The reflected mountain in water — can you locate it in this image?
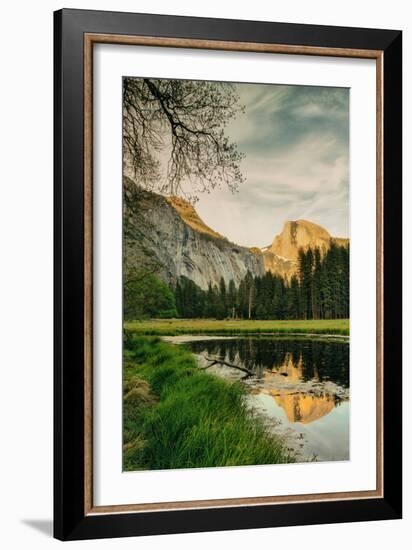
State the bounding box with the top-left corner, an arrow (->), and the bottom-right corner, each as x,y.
272,392 -> 335,424
186,337 -> 349,443
187,337 -> 349,388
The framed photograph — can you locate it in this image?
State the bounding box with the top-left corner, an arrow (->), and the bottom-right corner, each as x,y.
54,8 -> 402,541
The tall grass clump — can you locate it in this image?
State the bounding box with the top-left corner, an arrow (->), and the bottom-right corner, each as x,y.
123,334 -> 293,471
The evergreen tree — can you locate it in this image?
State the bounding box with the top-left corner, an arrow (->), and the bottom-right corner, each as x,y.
298,248 -> 313,319
217,277 -> 227,319
227,279 -> 237,319
287,275 -> 300,319
312,247 -> 322,319
244,271 -> 256,319
170,243 -> 349,321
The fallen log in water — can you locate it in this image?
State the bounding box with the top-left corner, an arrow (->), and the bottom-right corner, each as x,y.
200,354 -> 254,377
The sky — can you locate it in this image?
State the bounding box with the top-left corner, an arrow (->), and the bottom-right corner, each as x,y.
195,82 -> 349,248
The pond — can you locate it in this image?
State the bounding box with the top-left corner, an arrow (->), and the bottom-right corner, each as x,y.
166,336 -> 350,463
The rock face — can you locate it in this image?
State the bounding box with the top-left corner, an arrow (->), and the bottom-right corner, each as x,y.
165,196 -> 226,241
262,220 -> 349,279
271,220 -> 332,260
124,178 -> 265,290
273,392 -> 336,424
124,178 -> 349,288
261,247 -> 296,280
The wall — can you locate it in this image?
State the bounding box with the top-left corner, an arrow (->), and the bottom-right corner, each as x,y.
0,1 -> 409,548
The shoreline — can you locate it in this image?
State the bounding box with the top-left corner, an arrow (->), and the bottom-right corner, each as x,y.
162,333 -> 349,344
123,335 -> 294,470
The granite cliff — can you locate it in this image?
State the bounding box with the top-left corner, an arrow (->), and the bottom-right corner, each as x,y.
262,219 -> 349,280
124,178 -> 265,290
124,177 -> 349,288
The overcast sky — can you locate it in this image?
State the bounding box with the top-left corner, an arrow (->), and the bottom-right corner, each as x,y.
195,82 -> 349,248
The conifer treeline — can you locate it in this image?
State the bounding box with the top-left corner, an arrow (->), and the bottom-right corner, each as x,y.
174,243 -> 349,320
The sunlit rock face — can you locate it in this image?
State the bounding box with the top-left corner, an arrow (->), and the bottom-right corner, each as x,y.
124,178 -> 265,290
272,220 -> 332,260
124,178 -> 349,288
261,249 -> 296,281
165,196 -> 226,241
269,352 -> 306,382
259,353 -> 342,423
272,392 -> 336,424
262,220 -> 349,280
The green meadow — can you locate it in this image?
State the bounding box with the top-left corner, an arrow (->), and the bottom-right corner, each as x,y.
123,335 -> 293,471
125,318 -> 349,337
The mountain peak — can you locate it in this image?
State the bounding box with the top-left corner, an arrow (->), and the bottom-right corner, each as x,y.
271,219 -> 332,260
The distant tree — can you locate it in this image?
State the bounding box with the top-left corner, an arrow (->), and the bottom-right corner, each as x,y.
320,253 -> 333,319
242,271 -> 256,319
124,269 -> 177,319
175,276 -> 206,318
287,275 -> 301,319
205,283 -> 215,318
298,248 -> 314,319
341,245 -> 350,318
254,304 -> 266,318
123,77 -> 245,200
255,273 -> 272,319
227,279 -> 237,318
312,248 -> 322,319
169,243 -> 349,322
272,276 -> 287,319
217,277 -> 228,319
175,278 -> 183,314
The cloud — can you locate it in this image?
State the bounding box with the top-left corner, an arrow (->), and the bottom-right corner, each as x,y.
194,82 -> 349,247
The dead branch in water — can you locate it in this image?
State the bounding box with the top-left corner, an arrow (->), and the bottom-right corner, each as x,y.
200,354 -> 254,377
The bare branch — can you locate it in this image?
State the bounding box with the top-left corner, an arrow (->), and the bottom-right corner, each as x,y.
123,77 -> 245,200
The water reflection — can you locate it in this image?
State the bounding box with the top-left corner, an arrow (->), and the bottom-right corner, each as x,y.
272,392 -> 335,424
187,337 -> 349,389
184,337 -> 350,461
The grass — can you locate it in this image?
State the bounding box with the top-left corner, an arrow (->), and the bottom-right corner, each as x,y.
125,318 -> 350,336
123,335 -> 293,471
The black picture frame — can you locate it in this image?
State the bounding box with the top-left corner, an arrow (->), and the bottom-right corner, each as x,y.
54,8 -> 402,541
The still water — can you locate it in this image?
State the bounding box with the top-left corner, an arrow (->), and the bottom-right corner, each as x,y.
174,336 -> 350,462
